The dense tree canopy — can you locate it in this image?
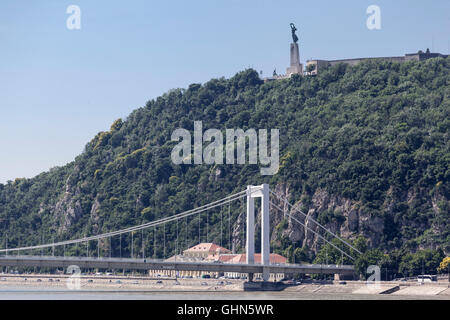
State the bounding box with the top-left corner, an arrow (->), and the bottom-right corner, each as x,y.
0,57 -> 449,267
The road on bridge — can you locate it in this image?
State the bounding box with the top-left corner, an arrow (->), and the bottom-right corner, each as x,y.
0,256 -> 355,276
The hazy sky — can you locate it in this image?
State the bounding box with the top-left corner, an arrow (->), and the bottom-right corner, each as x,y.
0,0 -> 449,183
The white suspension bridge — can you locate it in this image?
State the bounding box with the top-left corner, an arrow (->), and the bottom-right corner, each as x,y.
0,185 -> 359,281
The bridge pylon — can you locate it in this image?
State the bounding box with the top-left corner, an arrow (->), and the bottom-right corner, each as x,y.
246,184 -> 270,281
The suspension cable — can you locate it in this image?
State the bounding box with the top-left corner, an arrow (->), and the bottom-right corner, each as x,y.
269,190 -> 361,254
270,201 -> 355,261
0,190 -> 248,254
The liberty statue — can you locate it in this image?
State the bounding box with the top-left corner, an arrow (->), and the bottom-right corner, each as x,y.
290,23 -> 299,43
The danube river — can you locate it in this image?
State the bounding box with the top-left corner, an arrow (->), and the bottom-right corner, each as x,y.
1,287 -> 448,300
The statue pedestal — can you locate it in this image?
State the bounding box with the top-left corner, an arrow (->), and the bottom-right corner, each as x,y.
287,65 -> 303,76
286,43 -> 303,76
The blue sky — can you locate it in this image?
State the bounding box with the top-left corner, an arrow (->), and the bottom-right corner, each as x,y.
0,0 -> 449,183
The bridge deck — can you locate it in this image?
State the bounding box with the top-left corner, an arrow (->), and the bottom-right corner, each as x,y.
0,256 -> 355,275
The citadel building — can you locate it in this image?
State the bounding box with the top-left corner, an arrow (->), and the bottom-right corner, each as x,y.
266,24 -> 449,80
305,49 -> 449,76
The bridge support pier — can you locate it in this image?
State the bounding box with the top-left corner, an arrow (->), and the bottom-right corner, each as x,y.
246,186 -> 255,265
246,184 -> 270,282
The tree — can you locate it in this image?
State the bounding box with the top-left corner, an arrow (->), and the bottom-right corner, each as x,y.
306,64 -> 316,74
354,249 -> 384,279
438,257 -> 450,273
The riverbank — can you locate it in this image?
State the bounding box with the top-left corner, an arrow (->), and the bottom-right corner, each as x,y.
0,274 -> 449,299
0,274 -> 243,292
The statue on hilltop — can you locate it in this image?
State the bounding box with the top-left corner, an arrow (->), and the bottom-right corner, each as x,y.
290,23 -> 299,43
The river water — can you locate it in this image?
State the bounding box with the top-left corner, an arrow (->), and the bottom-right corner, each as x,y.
0,287 -> 448,300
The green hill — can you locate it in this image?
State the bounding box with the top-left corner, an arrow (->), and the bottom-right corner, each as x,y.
1,57 -> 449,277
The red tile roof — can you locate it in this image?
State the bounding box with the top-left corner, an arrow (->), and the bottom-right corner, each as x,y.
227,253 -> 287,264
183,243 -> 231,254
217,254 -> 238,262
182,243 -> 286,264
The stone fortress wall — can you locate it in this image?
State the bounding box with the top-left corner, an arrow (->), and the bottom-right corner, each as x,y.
305,50 -> 449,75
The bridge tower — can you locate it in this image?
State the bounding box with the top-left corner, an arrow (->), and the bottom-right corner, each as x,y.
246,184 -> 270,281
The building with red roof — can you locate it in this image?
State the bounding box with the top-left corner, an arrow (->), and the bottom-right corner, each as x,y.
183,243 -> 231,259
149,242 -> 287,281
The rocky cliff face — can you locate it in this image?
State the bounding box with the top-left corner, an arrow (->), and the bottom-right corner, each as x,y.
269,183 -> 384,251
53,166 -> 83,233
229,182 -> 447,254
48,169 -> 447,254
51,165 -> 99,234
